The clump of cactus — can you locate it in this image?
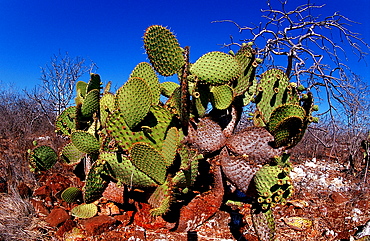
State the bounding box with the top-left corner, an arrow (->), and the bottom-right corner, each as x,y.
28,25 -> 318,240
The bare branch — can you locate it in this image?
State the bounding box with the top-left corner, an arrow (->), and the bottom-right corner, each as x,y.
213,0 -> 370,121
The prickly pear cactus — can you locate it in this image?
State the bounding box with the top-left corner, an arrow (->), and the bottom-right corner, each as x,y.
28,25 -> 318,240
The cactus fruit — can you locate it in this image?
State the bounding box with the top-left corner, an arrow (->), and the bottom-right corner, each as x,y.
71,203 -> 98,219
29,145 -> 58,172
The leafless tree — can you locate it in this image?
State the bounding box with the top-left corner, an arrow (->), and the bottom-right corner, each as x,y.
213,0 -> 370,120
26,51 -> 97,125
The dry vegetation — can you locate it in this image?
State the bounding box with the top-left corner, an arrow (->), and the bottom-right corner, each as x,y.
0,85 -> 369,240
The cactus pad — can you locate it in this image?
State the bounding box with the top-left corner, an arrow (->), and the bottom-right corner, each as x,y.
144,25 -> 185,76
87,73 -> 101,93
55,106 -> 76,136
160,81 -> 180,98
61,187 -> 82,203
219,148 -> 259,193
267,104 -> 306,148
130,62 -> 161,105
100,92 -> 115,127
185,118 -> 227,153
130,142 -> 168,185
103,152 -> 158,187
71,203 -> 98,219
225,126 -> 284,163
84,158 -> 109,203
60,142 -> 85,166
71,130 -> 100,154
190,51 -> 241,85
29,145 -> 58,172
115,77 -> 152,129
81,89 -> 100,118
210,84 -> 234,110
254,160 -> 293,210
255,69 -> 291,123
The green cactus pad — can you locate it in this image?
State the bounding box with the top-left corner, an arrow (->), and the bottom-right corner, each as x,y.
106,105 -> 174,151
61,187 -> 82,203
144,25 -> 185,76
253,161 -> 293,210
75,81 -> 88,105
255,69 -> 292,123
233,44 -> 257,96
55,106 -> 76,136
162,127 -> 180,167
87,73 -> 101,93
84,158 -> 109,203
103,152 -> 157,187
267,104 -> 306,148
71,203 -> 98,219
81,89 -> 100,118
130,142 -> 168,185
160,81 -> 180,98
100,92 -> 115,127
60,142 -> 85,166
130,62 -> 161,105
29,145 -> 58,172
115,77 -> 152,129
172,144 -> 201,187
148,181 -> 172,216
192,84 -> 210,118
165,87 -> 181,115
190,51 -> 241,85
210,84 -> 234,110
71,130 -> 100,154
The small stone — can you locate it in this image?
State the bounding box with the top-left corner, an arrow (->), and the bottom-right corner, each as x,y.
107,202 -> 121,215
55,219 -> 76,237
330,192 -> 348,205
114,211 -> 134,226
33,185 -> 51,199
17,182 -> 32,198
102,182 -> 124,204
0,177 -> 7,193
30,198 -> 49,216
45,207 -> 71,227
82,215 -> 117,236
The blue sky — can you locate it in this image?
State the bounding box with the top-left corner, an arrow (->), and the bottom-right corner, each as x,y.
0,0 -> 369,92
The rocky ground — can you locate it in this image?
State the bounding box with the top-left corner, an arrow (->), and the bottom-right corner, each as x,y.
1,135 -> 370,241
